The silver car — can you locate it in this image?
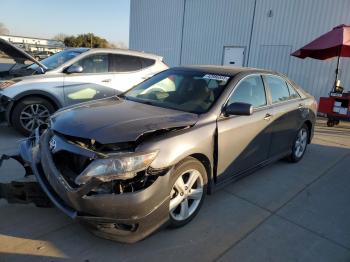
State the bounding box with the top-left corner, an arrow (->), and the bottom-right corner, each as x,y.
0,39 -> 167,135
0,66 -> 317,243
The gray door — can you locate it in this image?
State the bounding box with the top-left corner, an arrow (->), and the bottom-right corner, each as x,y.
263,75 -> 304,157
223,47 -> 245,67
217,75 -> 273,180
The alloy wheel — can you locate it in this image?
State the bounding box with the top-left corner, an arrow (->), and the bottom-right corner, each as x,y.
169,169 -> 204,221
294,128 -> 308,158
19,104 -> 50,132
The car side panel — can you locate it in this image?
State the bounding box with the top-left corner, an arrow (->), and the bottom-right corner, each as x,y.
63,73 -> 117,106
1,76 -> 65,105
268,100 -> 305,157
136,120 -> 216,180
216,108 -> 273,180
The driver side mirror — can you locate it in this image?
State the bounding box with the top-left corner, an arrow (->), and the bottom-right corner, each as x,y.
65,64 -> 83,74
224,102 -> 253,116
34,67 -> 46,74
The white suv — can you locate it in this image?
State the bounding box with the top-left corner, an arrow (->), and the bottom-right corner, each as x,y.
0,40 -> 168,135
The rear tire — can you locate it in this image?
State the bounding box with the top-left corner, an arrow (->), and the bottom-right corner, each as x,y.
11,97 -> 55,136
288,124 -> 309,163
168,157 -> 208,228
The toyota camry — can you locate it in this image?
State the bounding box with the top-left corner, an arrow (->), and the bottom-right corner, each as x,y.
0,66 -> 317,243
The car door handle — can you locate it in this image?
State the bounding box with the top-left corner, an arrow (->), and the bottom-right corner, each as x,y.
102,79 -> 112,83
264,113 -> 273,120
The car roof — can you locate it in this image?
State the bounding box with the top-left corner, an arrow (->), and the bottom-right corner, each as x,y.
83,48 -> 163,61
66,47 -> 90,53
171,65 -> 280,77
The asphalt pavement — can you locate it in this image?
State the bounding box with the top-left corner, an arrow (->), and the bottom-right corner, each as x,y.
0,119 -> 349,262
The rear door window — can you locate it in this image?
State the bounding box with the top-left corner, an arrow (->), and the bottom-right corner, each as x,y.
109,54 -> 143,72
265,76 -> 290,104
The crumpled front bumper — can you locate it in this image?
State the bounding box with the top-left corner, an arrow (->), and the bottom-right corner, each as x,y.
15,130 -> 172,243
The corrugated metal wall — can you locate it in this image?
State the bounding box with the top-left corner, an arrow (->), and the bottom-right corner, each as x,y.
180,0 -> 255,65
248,0 -> 350,100
129,0 -> 185,66
130,0 -> 350,99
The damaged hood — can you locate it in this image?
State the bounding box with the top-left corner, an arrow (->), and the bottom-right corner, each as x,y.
0,38 -> 47,69
50,97 -> 198,144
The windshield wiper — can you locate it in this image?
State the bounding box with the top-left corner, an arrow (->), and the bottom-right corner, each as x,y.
139,100 -> 155,106
125,96 -> 156,106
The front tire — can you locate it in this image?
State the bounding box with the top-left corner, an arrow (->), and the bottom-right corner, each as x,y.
288,124 -> 309,163
168,157 -> 208,228
11,97 -> 55,136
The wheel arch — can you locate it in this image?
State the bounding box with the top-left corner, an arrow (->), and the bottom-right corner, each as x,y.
8,91 -> 62,124
303,120 -> 313,144
189,153 -> 213,194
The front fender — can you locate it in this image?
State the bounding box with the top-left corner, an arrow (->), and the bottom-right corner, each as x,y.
137,122 -> 216,176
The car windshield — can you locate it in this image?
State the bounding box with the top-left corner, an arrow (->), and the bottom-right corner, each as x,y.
123,70 -> 231,114
27,49 -> 86,71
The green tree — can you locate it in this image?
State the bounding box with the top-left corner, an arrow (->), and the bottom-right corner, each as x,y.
63,33 -> 110,48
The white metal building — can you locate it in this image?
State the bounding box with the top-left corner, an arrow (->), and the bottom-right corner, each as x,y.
0,35 -> 65,53
130,0 -> 350,99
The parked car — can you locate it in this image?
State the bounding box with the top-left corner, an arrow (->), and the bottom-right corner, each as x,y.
0,66 -> 317,243
33,50 -> 54,60
0,39 -> 168,135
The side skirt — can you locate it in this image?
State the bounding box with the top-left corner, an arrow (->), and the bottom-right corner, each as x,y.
211,151 -> 291,192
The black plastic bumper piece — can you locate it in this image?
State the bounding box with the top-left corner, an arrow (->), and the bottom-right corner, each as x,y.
0,153 -> 51,207
0,179 -> 52,207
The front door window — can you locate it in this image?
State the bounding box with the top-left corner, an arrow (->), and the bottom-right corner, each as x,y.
228,75 -> 267,108
63,54 -> 115,105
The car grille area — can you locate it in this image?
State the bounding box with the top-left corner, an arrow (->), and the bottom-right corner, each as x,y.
41,129 -> 159,194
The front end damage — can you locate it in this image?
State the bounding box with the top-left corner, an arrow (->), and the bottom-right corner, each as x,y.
0,127 -> 173,243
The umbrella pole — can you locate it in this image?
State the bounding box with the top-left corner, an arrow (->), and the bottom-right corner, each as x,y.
334,55 -> 340,92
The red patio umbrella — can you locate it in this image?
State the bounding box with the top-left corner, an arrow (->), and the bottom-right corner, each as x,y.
291,24 -> 350,90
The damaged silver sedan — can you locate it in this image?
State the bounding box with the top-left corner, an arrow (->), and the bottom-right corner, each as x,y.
0,66 -> 317,243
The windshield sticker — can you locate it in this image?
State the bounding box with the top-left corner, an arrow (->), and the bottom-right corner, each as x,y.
203,74 -> 230,82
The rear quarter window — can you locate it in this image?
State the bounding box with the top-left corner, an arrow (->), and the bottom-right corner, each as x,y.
140,58 -> 155,68
109,54 -> 142,72
287,82 -> 301,99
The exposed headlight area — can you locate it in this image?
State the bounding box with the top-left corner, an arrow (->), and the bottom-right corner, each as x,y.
49,131 -> 162,195
86,171 -> 159,196
75,151 -> 158,185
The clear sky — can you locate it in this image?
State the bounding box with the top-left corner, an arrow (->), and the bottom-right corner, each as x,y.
1,0 -> 130,46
